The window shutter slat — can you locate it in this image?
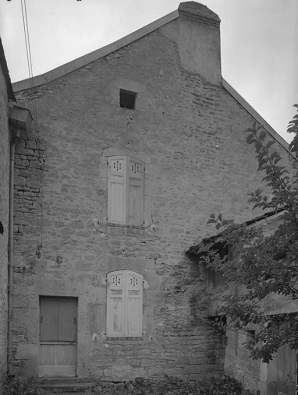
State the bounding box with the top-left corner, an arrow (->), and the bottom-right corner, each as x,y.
108,158 -> 126,224
106,272 -> 125,337
127,159 -> 144,225
40,298 -> 59,342
125,272 -> 143,337
58,299 -> 77,342
106,270 -> 143,338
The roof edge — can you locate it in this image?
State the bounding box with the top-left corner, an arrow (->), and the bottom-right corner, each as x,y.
222,78 -> 292,155
0,37 -> 16,101
13,10 -> 179,93
186,209 -> 285,259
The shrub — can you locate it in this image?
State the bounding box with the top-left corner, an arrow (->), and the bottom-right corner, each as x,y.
91,375 -> 253,395
1,374 -> 45,395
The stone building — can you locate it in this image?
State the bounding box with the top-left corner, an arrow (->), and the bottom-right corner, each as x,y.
0,37 -> 15,376
186,211 -> 298,395
0,38 -> 32,382
10,0 -> 292,388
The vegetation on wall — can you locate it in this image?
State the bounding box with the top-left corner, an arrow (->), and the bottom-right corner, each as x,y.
199,105 -> 298,362
1,374 -> 45,395
1,374 -> 253,395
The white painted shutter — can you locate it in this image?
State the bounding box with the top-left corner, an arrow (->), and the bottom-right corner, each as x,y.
125,271 -> 143,337
106,271 -> 125,337
127,159 -> 144,226
108,157 -> 126,224
106,270 -> 143,337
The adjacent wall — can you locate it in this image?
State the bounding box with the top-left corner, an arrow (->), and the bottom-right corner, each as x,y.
0,61 -> 10,376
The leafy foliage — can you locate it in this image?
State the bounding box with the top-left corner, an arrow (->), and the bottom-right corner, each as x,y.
1,374 -> 46,395
1,374 -> 253,395
201,105 -> 298,362
89,375 -> 252,395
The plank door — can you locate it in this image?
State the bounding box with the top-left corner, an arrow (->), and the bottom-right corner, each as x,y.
39,297 -> 77,377
266,343 -> 297,395
276,343 -> 296,395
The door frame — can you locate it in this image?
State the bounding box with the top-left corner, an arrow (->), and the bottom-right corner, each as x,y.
39,295 -> 78,377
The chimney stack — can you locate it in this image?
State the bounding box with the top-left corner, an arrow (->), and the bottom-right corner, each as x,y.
161,2 -> 221,84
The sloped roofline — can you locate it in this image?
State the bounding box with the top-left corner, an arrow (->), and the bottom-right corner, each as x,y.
222,79 -> 291,154
186,209 -> 285,259
0,37 -> 16,101
12,7 -> 290,154
12,10 -> 179,93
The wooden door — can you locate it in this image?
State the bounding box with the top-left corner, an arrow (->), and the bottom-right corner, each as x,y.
266,343 -> 296,395
39,297 -> 77,377
276,343 -> 296,395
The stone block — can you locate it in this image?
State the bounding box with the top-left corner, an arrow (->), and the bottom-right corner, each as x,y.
17,147 -> 34,155
29,161 -> 40,168
26,141 -> 37,149
26,178 -> 40,189
37,141 -> 47,151
14,176 -> 26,186
147,367 -> 164,376
141,358 -> 152,367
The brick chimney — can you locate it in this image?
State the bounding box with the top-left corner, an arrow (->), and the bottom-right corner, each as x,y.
161,2 -> 221,84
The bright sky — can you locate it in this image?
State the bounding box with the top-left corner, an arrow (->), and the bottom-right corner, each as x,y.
1,0 -> 297,143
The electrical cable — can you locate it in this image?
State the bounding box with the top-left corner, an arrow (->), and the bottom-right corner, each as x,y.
20,0 -> 44,253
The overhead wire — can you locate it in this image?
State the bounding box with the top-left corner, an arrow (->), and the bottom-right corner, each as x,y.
20,0 -> 44,254
20,0 -> 32,84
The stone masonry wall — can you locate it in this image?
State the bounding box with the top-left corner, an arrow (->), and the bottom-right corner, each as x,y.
11,23 -> 292,383
11,135 -> 46,375
0,62 -> 9,376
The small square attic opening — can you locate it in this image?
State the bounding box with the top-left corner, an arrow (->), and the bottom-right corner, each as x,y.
120,89 -> 137,109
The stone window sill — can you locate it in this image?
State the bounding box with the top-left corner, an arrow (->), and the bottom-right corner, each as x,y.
105,337 -> 143,341
107,223 -> 144,230
106,223 -> 145,235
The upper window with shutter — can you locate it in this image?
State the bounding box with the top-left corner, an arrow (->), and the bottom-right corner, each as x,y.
106,270 -> 143,338
108,156 -> 144,226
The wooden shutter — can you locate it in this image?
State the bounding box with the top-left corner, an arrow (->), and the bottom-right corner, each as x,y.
126,271 -> 143,337
106,270 -> 143,337
106,271 -> 125,337
127,159 -> 144,226
58,299 -> 77,342
108,156 -> 144,226
40,298 -> 77,342
108,157 -> 126,224
40,297 -> 59,342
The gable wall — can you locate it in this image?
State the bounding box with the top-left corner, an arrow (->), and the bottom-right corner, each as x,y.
11,23 -> 291,382
0,61 -> 10,377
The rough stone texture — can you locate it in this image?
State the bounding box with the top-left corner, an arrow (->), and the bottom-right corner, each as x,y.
223,214 -> 298,394
11,8 -> 292,387
225,329 -> 260,393
0,62 -> 9,376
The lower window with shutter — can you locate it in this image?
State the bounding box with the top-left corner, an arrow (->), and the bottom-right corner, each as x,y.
106,270 -> 143,338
